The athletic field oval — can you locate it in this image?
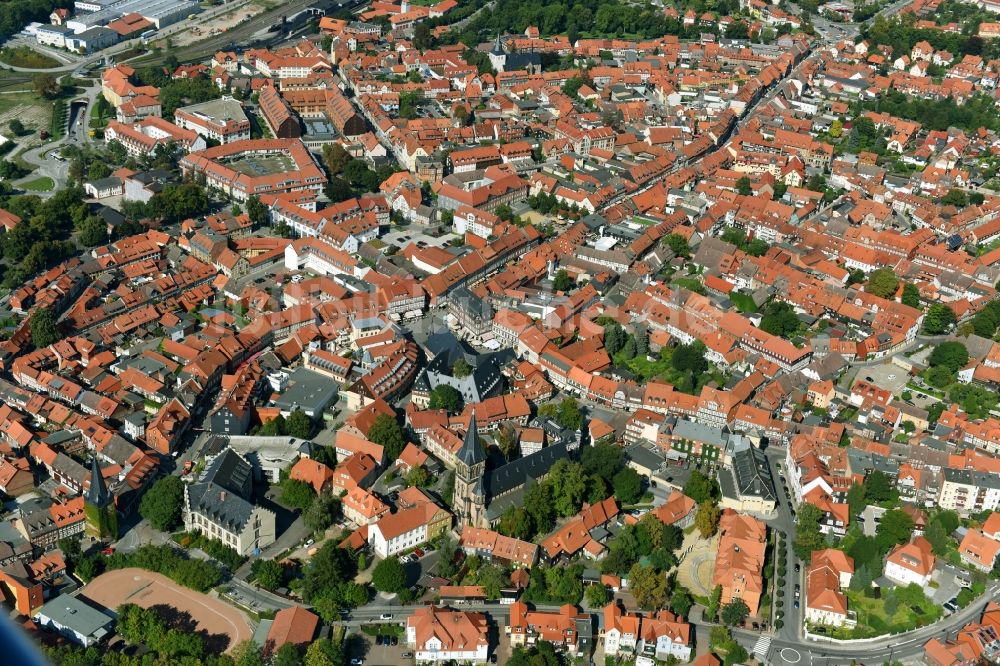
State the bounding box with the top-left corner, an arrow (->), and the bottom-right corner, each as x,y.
79,568 -> 253,652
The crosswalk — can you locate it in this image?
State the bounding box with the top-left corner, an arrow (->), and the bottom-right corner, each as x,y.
752,635 -> 771,662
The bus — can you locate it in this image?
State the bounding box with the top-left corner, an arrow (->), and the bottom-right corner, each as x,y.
140,30 -> 156,44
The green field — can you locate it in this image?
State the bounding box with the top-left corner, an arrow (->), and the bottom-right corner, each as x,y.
0,47 -> 60,69
21,176 -> 54,192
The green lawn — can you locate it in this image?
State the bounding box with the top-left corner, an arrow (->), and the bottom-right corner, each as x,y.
20,176 -> 53,192
0,90 -> 52,118
834,585 -> 942,639
729,291 -> 758,313
673,277 -> 706,294
0,46 -> 60,69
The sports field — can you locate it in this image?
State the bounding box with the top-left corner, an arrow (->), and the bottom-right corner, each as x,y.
80,568 -> 252,652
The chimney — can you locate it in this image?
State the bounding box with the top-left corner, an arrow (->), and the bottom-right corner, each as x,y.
220,491 -> 227,502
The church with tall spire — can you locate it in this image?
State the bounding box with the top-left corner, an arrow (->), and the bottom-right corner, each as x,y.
84,456 -> 117,540
453,411 -> 487,528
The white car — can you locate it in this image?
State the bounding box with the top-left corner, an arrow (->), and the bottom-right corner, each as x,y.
380,613 -> 393,620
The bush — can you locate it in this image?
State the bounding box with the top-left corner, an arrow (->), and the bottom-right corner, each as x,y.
176,531 -> 245,571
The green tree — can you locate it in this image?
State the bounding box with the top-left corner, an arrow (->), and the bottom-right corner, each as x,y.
495,424 -> 518,460
706,584 -> 723,620
928,341 -> 969,373
274,643 -> 304,666
452,357 -> 472,378
232,640 -> 266,666
78,215 -> 107,247
476,563 -> 505,599
923,303 -> 957,334
367,413 -> 405,460
793,503 -> 826,559
371,556 -> 406,594
864,470 -> 895,502
695,500 -> 721,538
304,639 -> 342,666
286,409 -> 314,439
548,460 -> 588,517
663,233 -> 690,257
8,118 -> 23,136
555,398 -> 583,430
612,468 -> 643,504
582,441 -> 625,478
246,194 -> 268,227
940,188 -> 969,207
280,478 -> 315,510
736,176 -> 752,195
139,476 -> 185,531
683,470 -> 717,504
428,385 -> 463,413
759,301 -> 801,338
876,509 -> 915,553
924,519 -> 950,557
33,73 -> 60,99
604,322 -> 625,356
29,307 -> 60,349
866,267 -> 899,299
405,465 -> 430,488
672,341 -> 708,375
628,563 -> 670,610
849,562 -> 874,591
847,482 -> 866,517
901,282 -> 920,308
251,558 -> 285,590
671,586 -> 694,618
721,599 -> 750,626
586,583 -> 610,607
303,492 -> 341,533
552,268 -> 573,291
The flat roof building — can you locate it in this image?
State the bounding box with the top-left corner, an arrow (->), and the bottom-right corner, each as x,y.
34,594 -> 113,647
174,98 -> 251,145
271,367 -> 339,418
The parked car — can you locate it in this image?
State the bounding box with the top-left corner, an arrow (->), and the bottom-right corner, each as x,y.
350,659 -> 363,665
391,636 -> 398,646
414,548 -> 425,558
402,653 -> 413,659
380,613 -> 393,620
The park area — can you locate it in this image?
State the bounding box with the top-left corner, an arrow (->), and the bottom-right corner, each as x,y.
831,584 -> 942,639
80,567 -> 253,653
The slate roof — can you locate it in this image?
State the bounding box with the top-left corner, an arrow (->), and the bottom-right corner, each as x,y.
186,449 -> 256,533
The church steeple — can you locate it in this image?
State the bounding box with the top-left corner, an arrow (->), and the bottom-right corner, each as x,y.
454,411 -> 487,528
86,456 -> 111,508
457,411 -> 485,468
84,455 -> 117,540
490,32 -> 504,55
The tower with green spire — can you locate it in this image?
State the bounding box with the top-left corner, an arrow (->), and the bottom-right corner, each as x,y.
84,456 -> 117,541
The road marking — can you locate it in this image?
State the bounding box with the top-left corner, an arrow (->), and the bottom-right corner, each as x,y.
780,647 -> 802,664
753,635 -> 772,661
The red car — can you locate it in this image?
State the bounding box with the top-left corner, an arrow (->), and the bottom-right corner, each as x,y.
101,547 -> 115,556
413,548 -> 424,558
